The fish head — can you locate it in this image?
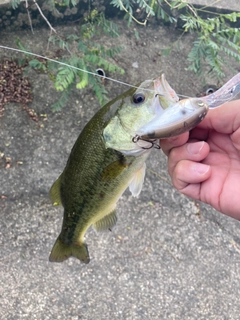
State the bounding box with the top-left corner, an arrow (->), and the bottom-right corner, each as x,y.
103,74 -> 179,156
103,75 -> 210,155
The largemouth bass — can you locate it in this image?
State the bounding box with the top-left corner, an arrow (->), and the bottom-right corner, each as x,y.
49,74 -> 208,263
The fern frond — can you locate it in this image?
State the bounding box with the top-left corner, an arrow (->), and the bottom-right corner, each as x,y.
55,66 -> 76,91
136,0 -> 155,16
29,59 -> 47,72
88,76 -> 108,106
84,55 -> 124,75
10,0 -> 21,9
76,68 -> 89,89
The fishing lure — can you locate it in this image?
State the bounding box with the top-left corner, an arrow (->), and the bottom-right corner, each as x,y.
203,73 -> 240,109
136,73 -> 240,140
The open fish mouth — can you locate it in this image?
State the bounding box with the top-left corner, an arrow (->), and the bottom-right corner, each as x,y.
136,98 -> 209,140
135,74 -> 209,140
138,72 -> 240,140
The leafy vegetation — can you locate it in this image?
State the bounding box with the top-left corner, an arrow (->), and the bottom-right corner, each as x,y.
9,0 -> 240,109
16,7 -> 124,110
111,0 -> 240,81
180,10 -> 240,80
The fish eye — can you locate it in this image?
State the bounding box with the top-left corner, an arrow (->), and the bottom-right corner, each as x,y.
132,92 -> 145,104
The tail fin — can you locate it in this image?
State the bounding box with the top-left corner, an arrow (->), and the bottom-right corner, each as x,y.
49,236 -> 90,264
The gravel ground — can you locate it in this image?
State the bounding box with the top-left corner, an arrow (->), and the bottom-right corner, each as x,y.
0,13 -> 240,320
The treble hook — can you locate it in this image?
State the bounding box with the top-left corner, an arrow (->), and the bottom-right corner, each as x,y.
132,135 -> 161,150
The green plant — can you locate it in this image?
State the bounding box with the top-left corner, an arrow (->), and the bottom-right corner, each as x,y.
10,0 -> 21,10
14,4 -> 124,111
110,0 -> 240,80
9,0 -> 240,109
181,11 -> 240,80
45,10 -> 125,110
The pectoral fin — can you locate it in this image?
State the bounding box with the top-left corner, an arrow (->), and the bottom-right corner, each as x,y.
128,163 -> 146,197
101,159 -> 128,181
94,210 -> 117,232
49,173 -> 63,206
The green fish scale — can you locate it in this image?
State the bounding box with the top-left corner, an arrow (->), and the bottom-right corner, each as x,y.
58,98 -> 138,245
50,84 -> 151,262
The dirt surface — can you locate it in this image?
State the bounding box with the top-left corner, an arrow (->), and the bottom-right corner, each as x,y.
0,19 -> 240,320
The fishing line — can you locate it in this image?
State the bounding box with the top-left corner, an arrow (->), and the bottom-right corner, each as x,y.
2,44 -> 240,105
0,44 -> 193,98
0,45 -> 155,92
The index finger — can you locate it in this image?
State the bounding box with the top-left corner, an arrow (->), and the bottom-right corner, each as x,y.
161,132 -> 189,156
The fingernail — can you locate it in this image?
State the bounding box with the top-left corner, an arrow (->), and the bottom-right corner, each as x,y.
187,141 -> 204,155
193,163 -> 210,175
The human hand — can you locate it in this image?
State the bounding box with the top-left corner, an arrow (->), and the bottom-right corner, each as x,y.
161,99 -> 240,220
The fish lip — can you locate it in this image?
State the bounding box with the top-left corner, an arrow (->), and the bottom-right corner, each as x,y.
154,73 -> 165,91
153,74 -> 166,95
154,74 -> 179,102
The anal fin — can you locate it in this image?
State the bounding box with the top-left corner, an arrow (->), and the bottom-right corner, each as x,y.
93,210 -> 117,232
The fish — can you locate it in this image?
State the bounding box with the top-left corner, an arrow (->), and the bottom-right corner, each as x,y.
49,74 -> 209,263
0,46 -> 238,263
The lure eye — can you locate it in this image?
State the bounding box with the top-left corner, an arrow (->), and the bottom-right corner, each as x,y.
132,92 -> 145,104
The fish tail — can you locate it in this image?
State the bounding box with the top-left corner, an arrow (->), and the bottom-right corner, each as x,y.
49,236 -> 90,264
